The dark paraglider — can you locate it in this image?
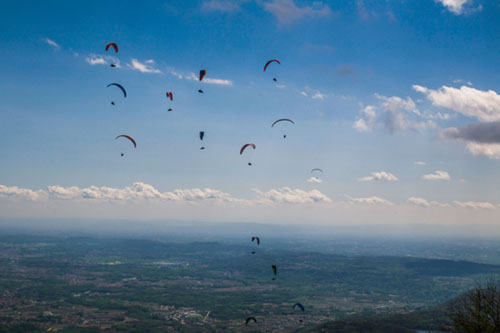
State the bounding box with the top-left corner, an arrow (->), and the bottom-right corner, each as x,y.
272,264 -> 277,280
198,89 -> 204,93
107,83 -> 127,98
199,69 -> 206,81
245,317 -> 257,325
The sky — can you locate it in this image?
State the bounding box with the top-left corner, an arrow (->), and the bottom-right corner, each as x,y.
1,0 -> 500,225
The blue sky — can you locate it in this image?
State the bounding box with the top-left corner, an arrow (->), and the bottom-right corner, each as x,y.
1,0 -> 500,225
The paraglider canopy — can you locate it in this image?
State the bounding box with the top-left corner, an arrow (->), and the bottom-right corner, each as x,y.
199,69 -> 206,81
105,42 -> 118,53
107,83 -> 127,98
199,131 -> 205,141
251,236 -> 260,245
293,303 -> 305,312
240,143 -> 256,155
245,317 -> 257,325
264,59 -> 280,72
311,168 -> 323,173
271,119 -> 295,127
198,89 -> 204,93
166,92 -> 173,101
115,135 -> 136,148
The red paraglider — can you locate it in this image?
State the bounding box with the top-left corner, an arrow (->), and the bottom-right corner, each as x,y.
240,143 -> 256,155
115,135 -> 136,148
105,42 -> 118,53
264,59 -> 280,72
199,70 -> 206,81
166,92 -> 173,101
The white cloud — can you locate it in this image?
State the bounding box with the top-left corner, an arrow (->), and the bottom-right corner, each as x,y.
414,161 -> 427,166
465,142 -> 500,160
453,200 -> 496,210
301,91 -> 308,96
407,197 -> 450,208
202,0 -> 247,12
43,38 -> 60,49
253,187 -> 331,204
186,72 -> 233,86
435,0 -> 480,15
45,182 -> 239,202
354,105 -> 376,132
86,55 -> 106,65
408,196 -> 430,207
358,171 -> 399,182
170,71 -> 183,79
307,177 -> 322,184
0,185 -> 46,201
312,91 -> 326,100
413,85 -> 500,122
346,195 -> 393,206
262,0 -> 333,25
422,170 -> 451,180
128,58 -> 162,74
440,122 -> 500,160
453,79 -> 472,86
354,94 -> 436,134
276,84 -> 286,89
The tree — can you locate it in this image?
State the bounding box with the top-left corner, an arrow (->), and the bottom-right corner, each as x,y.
449,278 -> 500,332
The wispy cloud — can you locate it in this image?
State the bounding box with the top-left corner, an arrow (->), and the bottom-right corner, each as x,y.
408,196 -> 450,208
262,0 -> 333,25
453,200 -> 496,210
128,59 -> 162,74
186,72 -> 233,86
345,195 -> 393,206
422,170 -> 451,180
354,105 -> 376,132
435,0 -> 481,15
307,177 -> 322,184
42,38 -> 60,49
358,171 -> 399,182
253,187 -> 331,204
202,0 -> 247,12
414,161 -> 427,166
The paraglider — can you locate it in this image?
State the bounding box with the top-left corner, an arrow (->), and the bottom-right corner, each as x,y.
199,131 -> 205,150
273,78 -> 277,82
272,119 -> 295,138
272,264 -> 277,280
110,64 -> 117,68
264,59 -> 280,72
240,144 -> 256,166
271,119 -> 295,127
245,317 -> 257,325
166,92 -> 173,101
105,42 -> 118,53
311,168 -> 323,173
251,236 -> 260,254
168,108 -> 172,112
199,70 -> 206,81
198,89 -> 204,93
107,83 -> 127,98
115,135 -> 136,148
293,303 -> 305,312
240,143 -> 256,155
